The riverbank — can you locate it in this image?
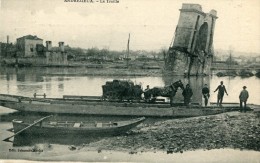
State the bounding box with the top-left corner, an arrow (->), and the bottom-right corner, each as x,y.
0,112 -> 255,162
2,64 -> 260,78
82,110 -> 260,153
0,64 -> 165,77
0,109 -> 259,162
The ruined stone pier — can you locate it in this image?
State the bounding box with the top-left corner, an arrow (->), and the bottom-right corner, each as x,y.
165,4 -> 218,76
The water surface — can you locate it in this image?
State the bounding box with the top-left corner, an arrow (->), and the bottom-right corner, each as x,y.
0,67 -> 259,105
0,67 -> 259,161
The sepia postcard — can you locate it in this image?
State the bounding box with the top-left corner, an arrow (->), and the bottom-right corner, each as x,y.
0,0 -> 259,162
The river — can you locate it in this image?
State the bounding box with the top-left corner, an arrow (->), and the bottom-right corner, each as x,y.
0,67 -> 259,105
0,67 -> 259,162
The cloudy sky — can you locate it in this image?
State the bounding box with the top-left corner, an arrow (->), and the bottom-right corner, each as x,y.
0,0 -> 260,54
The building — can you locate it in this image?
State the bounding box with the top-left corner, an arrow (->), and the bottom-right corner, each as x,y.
16,35 -> 43,57
45,41 -> 68,65
1,34 -> 68,66
16,35 -> 68,65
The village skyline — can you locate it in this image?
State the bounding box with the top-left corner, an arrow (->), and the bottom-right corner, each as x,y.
0,0 -> 260,55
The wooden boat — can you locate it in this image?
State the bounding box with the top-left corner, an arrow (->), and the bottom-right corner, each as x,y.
12,117 -> 146,137
0,94 -> 252,117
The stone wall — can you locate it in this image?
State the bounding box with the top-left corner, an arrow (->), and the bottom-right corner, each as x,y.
165,48 -> 189,75
45,51 -> 68,66
16,38 -> 43,57
24,39 -> 43,57
165,4 -> 217,76
165,48 -> 212,76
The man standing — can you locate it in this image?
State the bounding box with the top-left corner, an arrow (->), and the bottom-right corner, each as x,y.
144,85 -> 151,102
239,86 -> 249,112
202,84 -> 210,107
182,84 -> 193,106
214,81 -> 228,106
144,85 -> 150,92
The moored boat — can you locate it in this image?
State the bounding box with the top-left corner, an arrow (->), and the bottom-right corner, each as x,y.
12,117 -> 146,137
0,94 -> 252,117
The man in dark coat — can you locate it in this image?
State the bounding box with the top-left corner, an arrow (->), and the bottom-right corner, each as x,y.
214,81 -> 228,106
182,84 -> 193,106
202,84 -> 210,107
144,85 -> 151,102
239,86 -> 249,112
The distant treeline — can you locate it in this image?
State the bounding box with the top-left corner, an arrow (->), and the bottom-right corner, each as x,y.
64,46 -> 165,61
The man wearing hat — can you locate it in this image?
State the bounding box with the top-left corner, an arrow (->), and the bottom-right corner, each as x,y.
202,84 -> 210,107
144,85 -> 151,102
182,84 -> 193,106
214,81 -> 228,107
239,86 -> 249,112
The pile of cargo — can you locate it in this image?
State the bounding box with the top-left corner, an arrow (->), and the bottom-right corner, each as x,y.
102,80 -> 143,101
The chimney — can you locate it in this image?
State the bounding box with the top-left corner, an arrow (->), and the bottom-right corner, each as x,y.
7,35 -> 9,44
58,42 -> 64,52
46,41 -> 52,51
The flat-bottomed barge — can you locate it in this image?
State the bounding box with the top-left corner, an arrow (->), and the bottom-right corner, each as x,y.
0,94 -> 250,117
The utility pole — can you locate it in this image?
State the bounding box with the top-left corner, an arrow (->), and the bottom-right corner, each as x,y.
228,50 -> 232,71
127,33 -> 130,68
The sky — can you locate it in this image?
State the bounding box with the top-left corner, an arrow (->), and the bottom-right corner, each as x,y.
0,0 -> 260,55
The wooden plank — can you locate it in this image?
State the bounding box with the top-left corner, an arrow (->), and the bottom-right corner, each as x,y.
63,95 -> 101,99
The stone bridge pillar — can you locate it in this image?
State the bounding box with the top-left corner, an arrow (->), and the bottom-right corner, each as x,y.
165,4 -> 218,76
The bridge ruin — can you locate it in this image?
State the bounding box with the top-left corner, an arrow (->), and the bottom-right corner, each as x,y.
165,4 -> 218,76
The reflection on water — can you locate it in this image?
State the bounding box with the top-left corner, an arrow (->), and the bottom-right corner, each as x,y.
0,67 -> 259,105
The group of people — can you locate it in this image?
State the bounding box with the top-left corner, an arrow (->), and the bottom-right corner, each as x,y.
182,81 -> 249,112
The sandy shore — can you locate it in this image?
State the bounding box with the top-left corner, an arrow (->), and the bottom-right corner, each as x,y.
83,111 -> 260,153
0,109 -> 259,162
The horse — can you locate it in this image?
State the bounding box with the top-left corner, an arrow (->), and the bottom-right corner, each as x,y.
143,80 -> 184,104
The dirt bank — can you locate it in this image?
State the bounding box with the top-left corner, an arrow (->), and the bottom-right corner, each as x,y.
84,68 -> 163,77
82,111 -> 260,153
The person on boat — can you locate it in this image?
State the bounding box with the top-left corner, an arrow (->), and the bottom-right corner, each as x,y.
182,84 -> 193,106
145,85 -> 150,91
202,84 -> 210,107
144,85 -> 151,102
239,86 -> 249,112
214,81 -> 228,107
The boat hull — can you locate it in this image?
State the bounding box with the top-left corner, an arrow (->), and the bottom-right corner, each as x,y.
1,101 -> 230,117
12,117 -> 145,137
0,94 -> 247,117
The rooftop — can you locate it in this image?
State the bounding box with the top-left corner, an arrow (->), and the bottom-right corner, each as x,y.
17,35 -> 43,40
